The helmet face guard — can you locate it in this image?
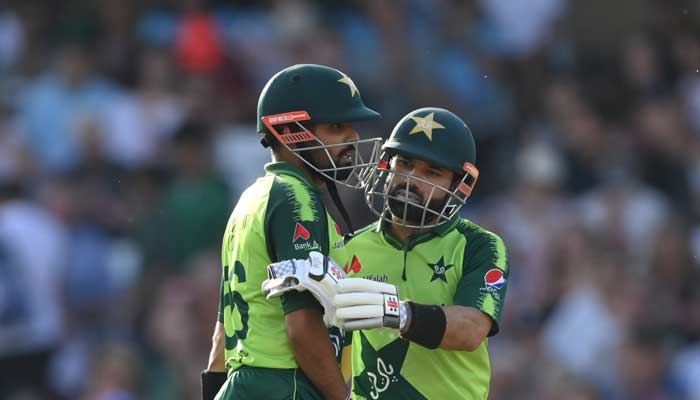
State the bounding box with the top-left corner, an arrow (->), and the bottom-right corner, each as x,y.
365,155 -> 479,229
262,111 -> 383,189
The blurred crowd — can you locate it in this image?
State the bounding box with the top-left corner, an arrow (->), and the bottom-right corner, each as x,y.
0,0 -> 698,399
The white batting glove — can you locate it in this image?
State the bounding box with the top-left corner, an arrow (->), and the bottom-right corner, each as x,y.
332,278 -> 411,331
262,251 -> 345,326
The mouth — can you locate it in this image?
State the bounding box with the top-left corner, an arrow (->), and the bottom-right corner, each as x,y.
393,189 -> 422,204
339,148 -> 354,162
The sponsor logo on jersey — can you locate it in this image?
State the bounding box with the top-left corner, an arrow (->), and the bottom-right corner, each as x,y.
292,222 -> 311,242
294,240 -> 320,251
362,274 -> 389,283
484,268 -> 506,289
334,222 -> 342,235
343,255 -> 362,274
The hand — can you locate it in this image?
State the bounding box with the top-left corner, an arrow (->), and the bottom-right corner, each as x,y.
332,278 -> 411,332
262,251 -> 345,326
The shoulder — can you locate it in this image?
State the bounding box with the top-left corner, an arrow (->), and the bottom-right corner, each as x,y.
264,174 -> 326,230
267,174 -> 322,208
455,218 -> 505,246
455,219 -> 507,269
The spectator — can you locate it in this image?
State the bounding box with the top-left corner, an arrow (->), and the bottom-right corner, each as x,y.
0,179 -> 68,398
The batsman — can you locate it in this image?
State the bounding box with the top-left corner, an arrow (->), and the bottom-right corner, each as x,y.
335,108 -> 510,399
202,64 -> 382,400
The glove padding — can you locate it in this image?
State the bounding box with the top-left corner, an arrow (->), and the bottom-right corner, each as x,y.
262,251 -> 345,326
333,278 -> 410,331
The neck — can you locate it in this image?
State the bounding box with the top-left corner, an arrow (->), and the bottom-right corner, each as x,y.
387,216 -> 423,244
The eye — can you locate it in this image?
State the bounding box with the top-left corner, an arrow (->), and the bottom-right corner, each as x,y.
396,158 -> 410,168
330,123 -> 343,130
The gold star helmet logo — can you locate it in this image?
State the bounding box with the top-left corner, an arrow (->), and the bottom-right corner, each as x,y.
409,112 -> 445,141
337,72 -> 359,97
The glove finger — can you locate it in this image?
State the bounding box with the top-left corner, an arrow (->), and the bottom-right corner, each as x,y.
337,278 -> 398,295
336,304 -> 384,320
343,317 -> 385,330
333,292 -> 384,307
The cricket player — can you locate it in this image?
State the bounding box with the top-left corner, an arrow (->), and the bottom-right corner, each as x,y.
201,64 -> 382,400
333,108 -> 510,399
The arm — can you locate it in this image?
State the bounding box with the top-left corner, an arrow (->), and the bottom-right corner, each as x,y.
206,322 -> 227,371
286,308 -> 349,400
439,305 -> 492,351
201,317 -> 227,400
334,232 -> 508,351
264,181 -> 347,399
202,274 -> 228,400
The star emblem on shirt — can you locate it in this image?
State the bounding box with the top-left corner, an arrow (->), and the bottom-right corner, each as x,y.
337,72 -> 359,97
409,112 -> 445,141
353,332 -> 423,399
427,256 -> 454,283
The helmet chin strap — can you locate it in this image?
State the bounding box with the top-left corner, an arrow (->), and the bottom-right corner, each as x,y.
324,177 -> 355,237
295,140 -> 356,236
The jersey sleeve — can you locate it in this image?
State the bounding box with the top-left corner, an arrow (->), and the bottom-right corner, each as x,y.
453,230 -> 509,336
264,177 -> 330,315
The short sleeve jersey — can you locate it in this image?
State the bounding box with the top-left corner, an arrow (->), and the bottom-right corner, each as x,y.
339,217 -> 509,400
218,162 -> 347,371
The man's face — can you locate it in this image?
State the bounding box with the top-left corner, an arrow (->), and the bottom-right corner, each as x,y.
386,155 -> 455,224
306,122 -> 360,180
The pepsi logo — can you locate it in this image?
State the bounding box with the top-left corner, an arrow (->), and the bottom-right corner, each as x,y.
484,268 -> 506,289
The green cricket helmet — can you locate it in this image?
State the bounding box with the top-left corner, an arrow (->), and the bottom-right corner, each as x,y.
257,64 -> 382,188
365,107 -> 480,228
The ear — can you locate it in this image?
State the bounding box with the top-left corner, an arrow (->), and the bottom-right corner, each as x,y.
279,125 -> 297,149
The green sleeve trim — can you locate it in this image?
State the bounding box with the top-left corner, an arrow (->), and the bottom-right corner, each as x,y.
282,291 -> 323,315
454,222 -> 509,335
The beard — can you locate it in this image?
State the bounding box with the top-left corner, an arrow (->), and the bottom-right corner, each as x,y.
309,145 -> 355,181
386,182 -> 449,225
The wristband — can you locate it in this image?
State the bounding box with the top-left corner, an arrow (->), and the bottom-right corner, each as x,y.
400,302 -> 446,349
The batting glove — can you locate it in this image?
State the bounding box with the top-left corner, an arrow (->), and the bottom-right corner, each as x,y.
332,278 -> 411,332
262,251 -> 345,326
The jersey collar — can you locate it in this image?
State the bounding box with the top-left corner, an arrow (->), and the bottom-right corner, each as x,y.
375,213 -> 460,251
264,162 -> 320,192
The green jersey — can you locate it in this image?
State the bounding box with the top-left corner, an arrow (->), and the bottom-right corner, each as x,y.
218,162 -> 347,372
341,217 -> 509,400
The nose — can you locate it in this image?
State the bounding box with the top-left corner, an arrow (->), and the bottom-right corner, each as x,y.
393,172 -> 429,195
345,127 -> 359,142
